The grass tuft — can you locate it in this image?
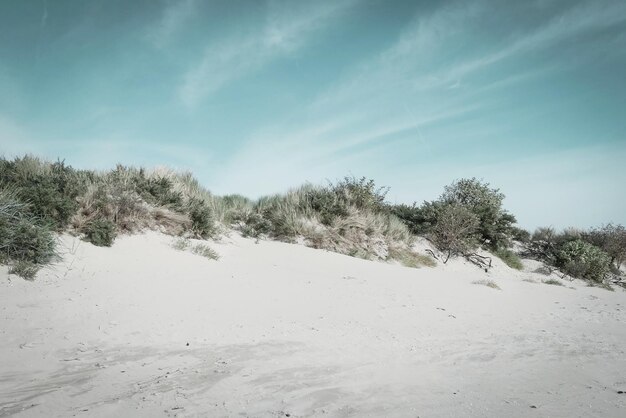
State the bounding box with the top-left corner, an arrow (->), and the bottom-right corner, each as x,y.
543,278 -> 564,286
389,247 -> 436,268
171,238 -> 219,261
8,260 -> 39,280
472,279 -> 501,290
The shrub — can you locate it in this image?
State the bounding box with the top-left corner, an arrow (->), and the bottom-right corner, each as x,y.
0,187 -> 56,278
584,223 -> 626,269
494,248 -> 523,270
0,156 -> 87,229
440,178 -> 516,249
83,219 -> 117,247
220,194 -> 254,224
543,278 -> 564,286
241,212 -> 273,238
136,174 -> 184,210
429,203 -> 480,263
557,240 -> 611,283
388,201 -> 442,235
305,187 -> 349,226
188,199 -> 217,238
510,226 -> 531,243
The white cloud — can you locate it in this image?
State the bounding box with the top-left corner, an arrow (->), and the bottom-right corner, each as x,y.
178,0 -> 355,107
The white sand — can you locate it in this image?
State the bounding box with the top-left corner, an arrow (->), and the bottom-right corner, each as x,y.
1,232 -> 625,417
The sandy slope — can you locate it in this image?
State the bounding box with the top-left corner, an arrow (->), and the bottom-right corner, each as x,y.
1,232 -> 625,417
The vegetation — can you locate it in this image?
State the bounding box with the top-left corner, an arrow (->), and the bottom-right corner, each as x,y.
0,186 -> 56,279
472,279 -> 501,290
543,278 -> 564,286
83,219 -> 117,247
171,238 -> 219,260
556,240 -> 611,283
389,247 -> 437,268
429,204 -> 480,263
239,177 -> 414,263
1,154 -> 623,287
494,248 -> 523,270
584,223 -> 626,270
389,178 -> 518,265
525,226 -> 617,284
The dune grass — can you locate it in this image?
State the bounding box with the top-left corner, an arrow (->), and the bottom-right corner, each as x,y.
494,248 -> 523,270
172,238 -> 219,261
472,279 -> 501,290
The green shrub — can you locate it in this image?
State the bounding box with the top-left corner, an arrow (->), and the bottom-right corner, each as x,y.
138,175 -> 183,210
0,187 -> 56,278
241,212 -> 273,238
220,194 -> 254,224
557,240 -> 611,283
331,176 -> 388,213
584,223 -> 626,269
494,248 -> 523,270
83,218 -> 117,247
543,278 -> 564,286
388,201 -> 442,235
510,226 -> 531,243
305,187 -> 349,226
440,178 -> 516,249
0,156 -> 87,229
188,199 -> 216,238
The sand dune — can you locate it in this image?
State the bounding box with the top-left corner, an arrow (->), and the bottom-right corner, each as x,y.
1,232 -> 625,417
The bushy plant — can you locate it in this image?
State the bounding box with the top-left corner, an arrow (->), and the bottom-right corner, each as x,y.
0,156 -> 87,229
557,240 -> 611,283
584,223 -> 626,269
188,198 -> 217,238
0,187 -> 56,278
135,173 -> 183,210
429,203 -> 480,263
305,187 -> 350,226
440,178 -> 516,249
83,218 -> 117,247
388,201 -> 442,235
220,194 -> 254,224
510,226 -> 531,243
494,248 -> 523,270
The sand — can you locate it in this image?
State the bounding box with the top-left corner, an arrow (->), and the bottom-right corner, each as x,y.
1,231 -> 625,417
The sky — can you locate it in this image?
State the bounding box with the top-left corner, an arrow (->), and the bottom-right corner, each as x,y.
0,0 -> 625,230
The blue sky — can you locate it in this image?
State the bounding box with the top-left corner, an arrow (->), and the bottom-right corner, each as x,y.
0,0 -> 625,229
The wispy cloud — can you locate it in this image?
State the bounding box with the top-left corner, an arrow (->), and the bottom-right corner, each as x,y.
146,0 -> 198,49
178,0 -> 355,107
212,0 -> 626,200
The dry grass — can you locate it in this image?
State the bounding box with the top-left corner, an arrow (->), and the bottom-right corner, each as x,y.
389,247 -> 436,268
171,238 -> 219,261
472,279 -> 501,290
